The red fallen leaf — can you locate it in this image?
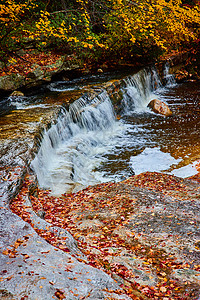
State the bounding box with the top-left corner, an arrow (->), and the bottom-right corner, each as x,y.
65,266 -> 73,272
55,289 -> 66,299
10,174 -> 200,300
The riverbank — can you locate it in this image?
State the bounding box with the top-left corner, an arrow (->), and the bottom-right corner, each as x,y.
0,50 -> 83,97
1,169 -> 199,299
0,47 -> 199,98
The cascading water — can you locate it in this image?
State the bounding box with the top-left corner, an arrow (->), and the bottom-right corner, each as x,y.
31,91 -> 125,195
163,61 -> 176,86
31,64 -> 199,195
121,67 -> 162,113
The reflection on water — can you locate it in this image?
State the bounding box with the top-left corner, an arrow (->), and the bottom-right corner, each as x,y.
130,147 -> 182,174
103,81 -> 200,179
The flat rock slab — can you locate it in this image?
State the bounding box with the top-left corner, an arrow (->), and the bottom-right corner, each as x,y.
14,172 -> 199,299
0,207 -> 130,300
0,103 -> 60,207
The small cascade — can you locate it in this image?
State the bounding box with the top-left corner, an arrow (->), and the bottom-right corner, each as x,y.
121,67 -> 162,114
31,64 -> 182,196
31,91 -> 124,195
163,61 -> 176,86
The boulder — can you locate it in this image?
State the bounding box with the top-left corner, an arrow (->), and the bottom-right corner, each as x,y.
10,90 -> 24,97
27,64 -> 44,80
0,74 -> 25,91
148,99 -> 172,116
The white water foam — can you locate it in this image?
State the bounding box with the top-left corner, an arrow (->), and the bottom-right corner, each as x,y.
9,95 -> 50,110
32,65 -> 186,196
122,68 -> 162,114
9,95 -> 26,109
121,64 -> 176,114
31,91 -> 125,195
48,81 -> 78,92
163,61 -> 176,87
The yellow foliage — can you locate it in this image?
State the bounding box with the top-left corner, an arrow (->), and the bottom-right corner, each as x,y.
0,0 -> 37,23
103,0 -> 200,53
0,0 -> 200,60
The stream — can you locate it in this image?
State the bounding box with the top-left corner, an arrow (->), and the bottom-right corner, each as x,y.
1,65 -> 200,196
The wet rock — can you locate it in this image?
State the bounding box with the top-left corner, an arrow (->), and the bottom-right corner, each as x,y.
28,180 -> 38,198
10,90 -> 24,97
148,99 -> 172,116
0,141 -> 29,207
0,103 -> 62,206
0,55 -> 82,92
43,57 -> 65,81
62,55 -> 81,71
106,80 -> 124,114
0,74 -> 25,91
27,64 -> 44,80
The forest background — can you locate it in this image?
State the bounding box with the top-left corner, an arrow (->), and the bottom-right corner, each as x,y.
0,0 -> 200,77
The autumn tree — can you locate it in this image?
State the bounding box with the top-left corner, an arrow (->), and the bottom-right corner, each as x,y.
100,0 -> 200,61
0,0 -> 35,60
0,0 -> 200,64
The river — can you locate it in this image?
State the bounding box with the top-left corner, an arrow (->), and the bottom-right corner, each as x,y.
1,65 -> 200,196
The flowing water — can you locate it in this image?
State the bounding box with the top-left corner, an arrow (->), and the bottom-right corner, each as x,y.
29,66 -> 200,195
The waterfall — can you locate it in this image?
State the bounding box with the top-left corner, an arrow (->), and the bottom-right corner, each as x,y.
163,61 -> 176,86
31,91 -> 124,195
121,64 -> 175,114
31,65 -> 175,195
121,67 -> 162,114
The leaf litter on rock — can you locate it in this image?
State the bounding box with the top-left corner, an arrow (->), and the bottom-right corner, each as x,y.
9,172 -> 200,299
